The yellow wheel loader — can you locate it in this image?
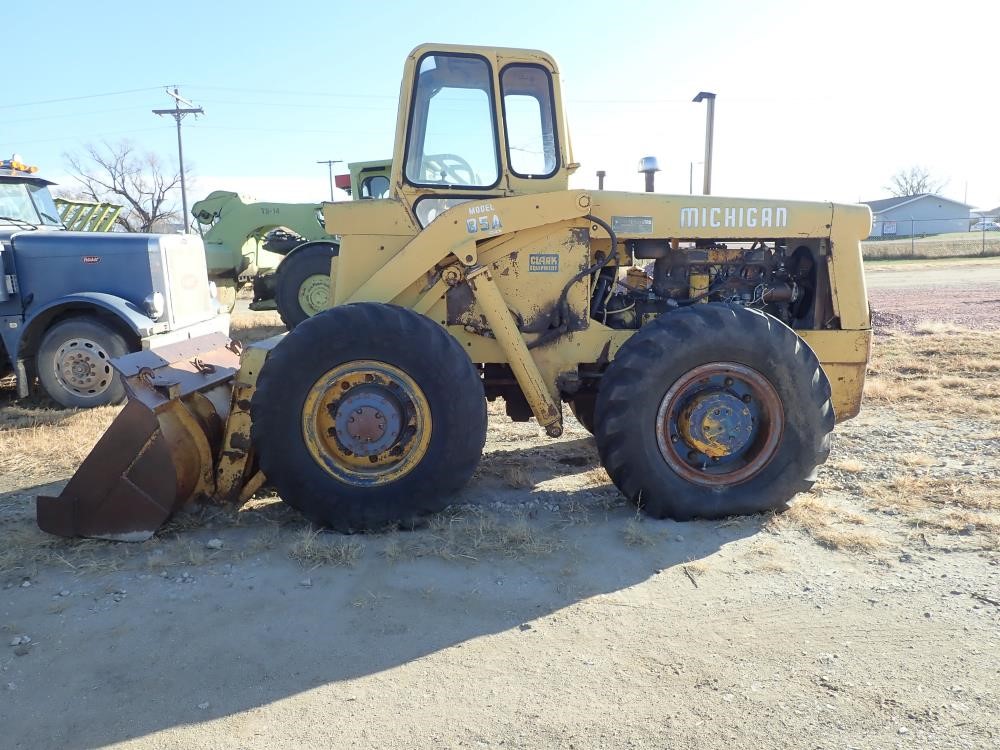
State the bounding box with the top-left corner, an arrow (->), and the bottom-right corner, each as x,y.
37,44 -> 872,540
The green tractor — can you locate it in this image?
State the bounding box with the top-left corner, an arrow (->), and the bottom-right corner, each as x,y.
193,160 -> 390,328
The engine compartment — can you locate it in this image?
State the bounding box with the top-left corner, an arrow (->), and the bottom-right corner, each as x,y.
590,238 -> 834,331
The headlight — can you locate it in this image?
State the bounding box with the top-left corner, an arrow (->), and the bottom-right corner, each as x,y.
208,281 -> 218,300
143,291 -> 165,320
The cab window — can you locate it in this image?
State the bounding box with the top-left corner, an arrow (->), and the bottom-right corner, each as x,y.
500,64 -> 559,178
404,54 -> 500,189
361,175 -> 390,199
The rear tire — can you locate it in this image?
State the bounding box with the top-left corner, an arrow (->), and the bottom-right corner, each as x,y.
274,242 -> 339,330
594,304 -> 833,520
251,303 -> 487,532
36,317 -> 129,408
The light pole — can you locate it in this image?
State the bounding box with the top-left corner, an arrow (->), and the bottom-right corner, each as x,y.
692,91 -> 716,195
153,87 -> 203,232
689,161 -> 703,195
317,159 -> 343,201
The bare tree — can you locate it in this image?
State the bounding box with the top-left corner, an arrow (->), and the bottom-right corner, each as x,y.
885,166 -> 948,198
63,140 -> 187,232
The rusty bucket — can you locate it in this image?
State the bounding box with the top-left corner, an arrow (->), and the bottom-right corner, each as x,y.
37,334 -> 242,541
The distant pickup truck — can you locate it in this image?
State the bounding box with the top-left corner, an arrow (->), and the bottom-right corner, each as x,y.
0,158 -> 228,407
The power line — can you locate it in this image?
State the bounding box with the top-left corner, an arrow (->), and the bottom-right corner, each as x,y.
0,86 -> 164,110
3,105 -> 141,126
2,126 -> 173,147
186,85 -> 395,100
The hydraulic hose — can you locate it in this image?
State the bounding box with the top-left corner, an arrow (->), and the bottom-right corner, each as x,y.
527,214 -> 618,349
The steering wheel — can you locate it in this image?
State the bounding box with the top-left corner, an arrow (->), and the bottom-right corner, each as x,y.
421,153 -> 477,185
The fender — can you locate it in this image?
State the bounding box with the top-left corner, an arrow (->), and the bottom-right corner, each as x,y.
19,292 -> 154,356
277,239 -> 340,269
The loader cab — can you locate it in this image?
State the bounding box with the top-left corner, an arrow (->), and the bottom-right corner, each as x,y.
392,44 -> 575,227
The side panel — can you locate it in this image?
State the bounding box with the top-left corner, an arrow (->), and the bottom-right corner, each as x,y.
798,329 -> 871,421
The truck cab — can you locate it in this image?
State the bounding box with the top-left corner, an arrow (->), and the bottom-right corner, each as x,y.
0,158 -> 228,408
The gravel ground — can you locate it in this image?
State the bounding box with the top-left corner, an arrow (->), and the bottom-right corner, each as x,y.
1,269 -> 998,749
870,283 -> 1000,332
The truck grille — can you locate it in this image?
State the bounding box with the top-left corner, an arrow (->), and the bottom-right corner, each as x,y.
156,235 -> 213,328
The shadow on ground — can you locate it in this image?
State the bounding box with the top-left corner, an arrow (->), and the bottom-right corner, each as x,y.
2,436 -> 762,749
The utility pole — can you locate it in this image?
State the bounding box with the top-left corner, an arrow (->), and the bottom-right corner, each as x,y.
317,160 -> 343,201
692,91 -> 716,195
153,87 -> 203,233
596,170 -> 606,190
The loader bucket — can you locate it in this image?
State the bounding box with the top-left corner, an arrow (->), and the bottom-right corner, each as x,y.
37,334 -> 242,541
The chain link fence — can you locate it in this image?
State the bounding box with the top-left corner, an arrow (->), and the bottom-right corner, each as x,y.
863,215 -> 1000,260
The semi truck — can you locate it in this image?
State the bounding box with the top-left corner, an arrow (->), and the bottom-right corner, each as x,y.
0,158 -> 228,407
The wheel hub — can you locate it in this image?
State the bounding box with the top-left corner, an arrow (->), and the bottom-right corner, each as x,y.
678,391 -> 753,458
55,339 -> 112,395
655,362 -> 784,487
334,389 -> 403,457
302,360 -> 432,485
297,274 -> 330,317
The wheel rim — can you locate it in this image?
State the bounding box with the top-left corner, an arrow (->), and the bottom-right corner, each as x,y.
297,273 -> 330,317
53,337 -> 114,398
655,362 -> 783,487
301,360 -> 432,486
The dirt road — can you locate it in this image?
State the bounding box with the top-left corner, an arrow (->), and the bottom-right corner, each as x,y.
865,258 -> 1000,289
866,258 -> 1000,330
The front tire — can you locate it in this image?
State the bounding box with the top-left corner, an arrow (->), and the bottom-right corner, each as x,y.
251,303 -> 487,531
274,242 -> 339,330
594,304 -> 834,520
36,317 -> 129,408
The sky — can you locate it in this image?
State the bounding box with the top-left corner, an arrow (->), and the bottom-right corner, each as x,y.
5,0 -> 999,212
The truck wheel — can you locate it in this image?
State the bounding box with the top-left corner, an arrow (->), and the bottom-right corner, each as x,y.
568,393 -> 596,434
36,317 -> 129,408
274,242 -> 339,330
251,303 -> 487,532
594,304 -> 834,520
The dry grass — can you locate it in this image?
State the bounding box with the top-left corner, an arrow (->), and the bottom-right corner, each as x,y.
899,453 -> 935,467
621,516 -> 657,547
0,523 -> 131,577
862,238 -> 1000,261
831,459 -> 866,474
0,404 -> 119,485
769,495 -> 890,552
579,467 -> 611,487
382,508 -> 563,562
863,474 -> 999,549
288,529 -> 363,568
866,476 -> 999,514
230,310 -> 285,344
864,330 -> 1000,419
501,465 -> 534,489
